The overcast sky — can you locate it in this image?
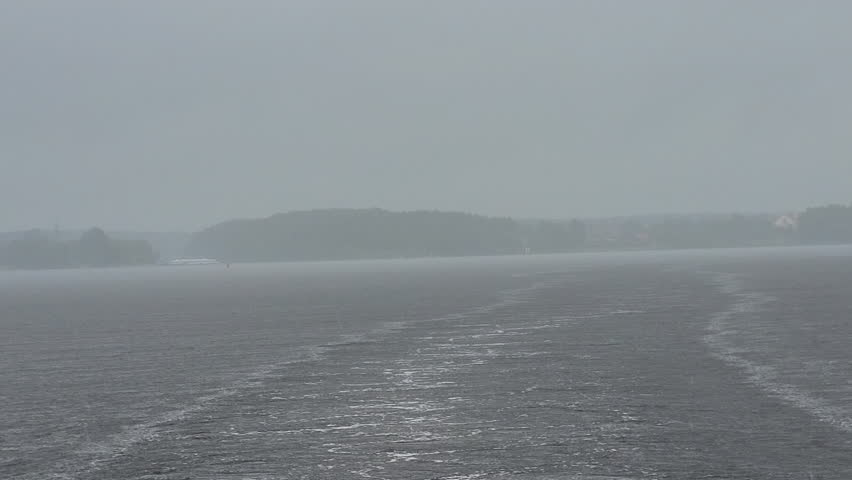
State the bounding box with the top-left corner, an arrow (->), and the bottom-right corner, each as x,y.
2,1 -> 852,231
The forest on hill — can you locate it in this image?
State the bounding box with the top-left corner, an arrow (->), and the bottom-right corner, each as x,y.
5,204 -> 852,269
0,228 -> 157,269
186,209 -> 529,262
186,205 -> 852,263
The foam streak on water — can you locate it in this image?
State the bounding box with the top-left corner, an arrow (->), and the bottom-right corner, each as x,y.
12,345 -> 326,480
30,279 -> 557,480
704,272 -> 852,432
8,252 -> 852,479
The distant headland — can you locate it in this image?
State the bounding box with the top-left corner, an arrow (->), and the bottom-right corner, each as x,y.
3,204 -> 852,269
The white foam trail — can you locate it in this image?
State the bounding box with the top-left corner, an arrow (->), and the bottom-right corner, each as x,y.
703,272 -> 852,433
34,345 -> 326,480
41,276 -> 558,479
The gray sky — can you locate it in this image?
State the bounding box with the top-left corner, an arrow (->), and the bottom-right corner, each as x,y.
2,1 -> 852,231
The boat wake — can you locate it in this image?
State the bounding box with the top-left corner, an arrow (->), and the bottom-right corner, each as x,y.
37,278 -> 559,480
704,272 -> 852,433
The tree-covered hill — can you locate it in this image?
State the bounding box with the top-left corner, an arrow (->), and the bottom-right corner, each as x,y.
186,209 -> 525,262
0,228 -> 157,269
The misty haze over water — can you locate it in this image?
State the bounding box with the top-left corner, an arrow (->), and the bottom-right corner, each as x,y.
4,2 -> 852,479
3,1 -> 852,231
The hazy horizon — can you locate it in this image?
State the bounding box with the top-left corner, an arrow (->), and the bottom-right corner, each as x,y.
3,1 -> 852,231
3,206 -> 792,235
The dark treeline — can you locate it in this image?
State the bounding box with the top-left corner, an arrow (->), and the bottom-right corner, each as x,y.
186,208 -> 798,263
0,228 -> 157,270
522,219 -> 587,253
798,204 -> 852,244
636,204 -> 852,248
578,205 -> 852,249
188,209 -> 523,262
647,214 -> 784,249
186,204 -> 852,263
7,204 -> 852,268
585,214 -> 795,250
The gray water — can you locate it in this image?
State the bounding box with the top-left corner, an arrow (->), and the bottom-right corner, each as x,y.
2,248 -> 852,479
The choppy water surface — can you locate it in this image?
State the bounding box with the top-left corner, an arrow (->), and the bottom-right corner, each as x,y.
2,248 -> 852,479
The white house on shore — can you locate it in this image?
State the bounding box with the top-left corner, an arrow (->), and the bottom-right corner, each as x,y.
774,213 -> 800,230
